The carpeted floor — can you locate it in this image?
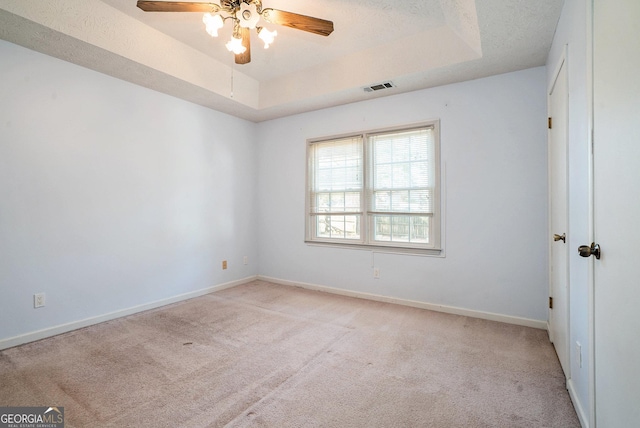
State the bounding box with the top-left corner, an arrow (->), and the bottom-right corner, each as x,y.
0,280 -> 580,427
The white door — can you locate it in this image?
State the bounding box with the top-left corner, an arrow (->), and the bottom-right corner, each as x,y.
593,0 -> 640,425
548,56 -> 570,378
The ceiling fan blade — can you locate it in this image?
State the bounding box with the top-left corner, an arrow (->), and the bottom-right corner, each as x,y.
261,9 -> 334,37
136,1 -> 220,13
235,27 -> 251,65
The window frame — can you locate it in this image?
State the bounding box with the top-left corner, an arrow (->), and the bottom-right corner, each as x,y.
305,120 -> 442,255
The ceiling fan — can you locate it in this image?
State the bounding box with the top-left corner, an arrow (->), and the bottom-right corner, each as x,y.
136,1 -> 334,65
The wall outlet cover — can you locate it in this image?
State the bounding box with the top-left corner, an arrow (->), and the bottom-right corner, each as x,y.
34,293 -> 46,308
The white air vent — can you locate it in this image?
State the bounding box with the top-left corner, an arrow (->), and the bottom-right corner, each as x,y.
363,81 -> 395,92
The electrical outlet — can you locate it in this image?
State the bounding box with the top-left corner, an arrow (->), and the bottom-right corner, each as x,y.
222,260 -> 228,270
373,267 -> 380,279
34,293 -> 45,308
243,256 -> 248,265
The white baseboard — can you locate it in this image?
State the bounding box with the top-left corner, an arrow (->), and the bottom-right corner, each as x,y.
0,275 -> 257,351
2,274 -> 547,351
258,275 -> 547,330
567,379 -> 589,428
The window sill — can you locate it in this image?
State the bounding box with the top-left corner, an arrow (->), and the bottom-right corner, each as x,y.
304,240 -> 445,257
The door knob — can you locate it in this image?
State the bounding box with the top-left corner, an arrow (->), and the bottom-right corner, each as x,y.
554,233 -> 566,243
578,243 -> 601,260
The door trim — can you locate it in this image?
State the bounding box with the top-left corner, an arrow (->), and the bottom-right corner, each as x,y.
586,0 -> 596,425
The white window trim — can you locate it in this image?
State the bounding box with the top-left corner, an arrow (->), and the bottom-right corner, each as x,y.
305,120 -> 442,255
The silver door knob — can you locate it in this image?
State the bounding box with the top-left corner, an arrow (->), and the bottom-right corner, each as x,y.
554,233 -> 566,243
578,243 -> 601,259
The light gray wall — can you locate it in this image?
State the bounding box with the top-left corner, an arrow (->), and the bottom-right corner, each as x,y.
257,67 -> 549,323
0,40 -> 259,344
546,0 -> 591,424
0,39 -> 552,347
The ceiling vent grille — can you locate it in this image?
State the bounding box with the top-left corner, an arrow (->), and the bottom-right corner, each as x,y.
363,81 -> 395,92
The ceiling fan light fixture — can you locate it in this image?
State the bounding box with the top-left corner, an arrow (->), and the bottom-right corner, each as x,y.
226,36 -> 247,55
203,13 -> 224,37
258,27 -> 277,49
136,0 -> 334,64
238,2 -> 259,29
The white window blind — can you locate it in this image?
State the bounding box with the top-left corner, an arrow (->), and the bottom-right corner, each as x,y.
368,128 -> 435,244
308,136 -> 363,240
306,122 -> 440,251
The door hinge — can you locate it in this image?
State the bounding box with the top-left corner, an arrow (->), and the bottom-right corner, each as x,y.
548,117 -> 553,129
549,297 -> 554,309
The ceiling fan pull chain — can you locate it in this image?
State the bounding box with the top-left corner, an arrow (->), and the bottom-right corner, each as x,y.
230,62 -> 234,99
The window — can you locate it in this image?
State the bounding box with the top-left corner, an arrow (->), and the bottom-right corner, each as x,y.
306,121 -> 441,252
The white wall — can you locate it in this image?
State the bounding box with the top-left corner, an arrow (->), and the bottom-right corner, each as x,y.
546,0 -> 591,424
0,40 -> 259,347
0,38 -> 553,350
257,67 -> 549,324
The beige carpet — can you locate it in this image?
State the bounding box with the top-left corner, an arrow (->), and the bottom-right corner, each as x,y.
0,280 -> 579,427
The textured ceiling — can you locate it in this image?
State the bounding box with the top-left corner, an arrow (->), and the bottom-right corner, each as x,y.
0,0 -> 564,122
